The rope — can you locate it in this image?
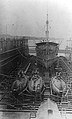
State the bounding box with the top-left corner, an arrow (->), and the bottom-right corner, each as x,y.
0,53 -> 18,63
1,55 -> 19,67
17,49 -> 27,59
0,73 -> 15,79
60,57 -> 72,73
0,47 -> 26,55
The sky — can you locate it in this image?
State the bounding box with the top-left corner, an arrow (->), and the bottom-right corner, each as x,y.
0,0 -> 72,48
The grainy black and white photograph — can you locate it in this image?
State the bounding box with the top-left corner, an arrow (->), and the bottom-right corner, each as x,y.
0,0 -> 72,119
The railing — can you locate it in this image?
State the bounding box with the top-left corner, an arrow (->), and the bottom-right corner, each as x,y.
29,46 -> 72,54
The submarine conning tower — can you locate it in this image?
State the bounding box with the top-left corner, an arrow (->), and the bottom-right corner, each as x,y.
36,41 -> 59,69
36,12 -> 59,69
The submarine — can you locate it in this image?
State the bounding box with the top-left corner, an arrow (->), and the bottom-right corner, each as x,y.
0,13 -> 72,116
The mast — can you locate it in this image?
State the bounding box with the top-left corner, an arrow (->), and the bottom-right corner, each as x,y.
45,13 -> 49,41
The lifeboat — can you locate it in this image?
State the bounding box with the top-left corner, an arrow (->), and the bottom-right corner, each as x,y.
28,74 -> 44,93
51,75 -> 66,95
11,70 -> 28,92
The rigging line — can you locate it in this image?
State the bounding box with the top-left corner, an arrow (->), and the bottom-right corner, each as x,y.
41,87 -> 46,95
24,63 -> 31,74
10,57 -> 31,76
0,47 -> 20,55
0,79 -> 10,86
18,59 -> 31,71
0,93 -> 8,101
1,57 -> 19,75
8,91 -> 23,105
0,73 -> 15,79
17,49 -> 27,59
0,101 -> 17,109
8,66 -> 17,75
19,88 -> 35,97
60,57 -> 72,72
6,103 -> 17,109
21,93 -> 35,97
18,87 -> 27,95
64,85 -> 71,97
1,55 -> 19,67
8,67 -> 18,75
26,88 -> 35,96
0,53 -> 19,63
9,59 -> 25,74
8,58 -> 22,74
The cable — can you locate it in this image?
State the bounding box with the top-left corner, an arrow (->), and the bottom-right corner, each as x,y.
0,47 -> 19,55
17,49 -> 27,59
0,73 -> 15,79
60,57 -> 72,73
0,53 -> 18,63
1,55 -> 19,67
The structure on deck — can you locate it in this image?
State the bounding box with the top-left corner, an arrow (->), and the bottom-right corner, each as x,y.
0,14 -> 72,115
